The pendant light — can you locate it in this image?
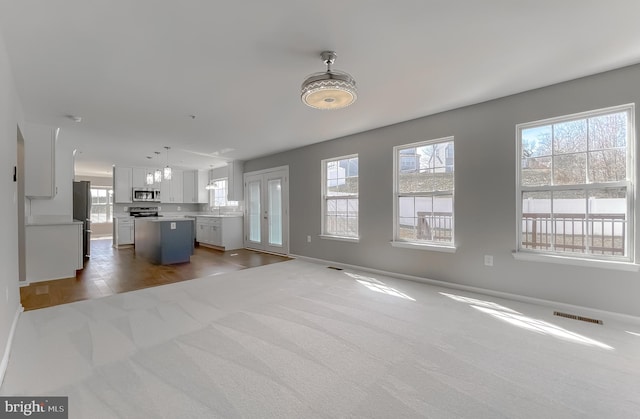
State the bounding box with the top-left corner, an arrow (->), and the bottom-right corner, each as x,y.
301,51 -> 357,110
163,146 -> 172,180
144,155 -> 154,185
154,151 -> 162,183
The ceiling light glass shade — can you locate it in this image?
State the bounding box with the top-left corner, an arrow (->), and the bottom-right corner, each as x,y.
301,51 -> 357,110
162,146 -> 172,180
154,169 -> 162,183
301,72 -> 357,110
145,172 -> 154,185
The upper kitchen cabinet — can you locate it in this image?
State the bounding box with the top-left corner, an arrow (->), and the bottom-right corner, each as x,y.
183,170 -> 208,204
24,123 -> 59,198
113,166 -> 133,203
132,167 -> 161,188
227,160 -> 244,202
132,167 -> 148,188
160,169 -> 183,203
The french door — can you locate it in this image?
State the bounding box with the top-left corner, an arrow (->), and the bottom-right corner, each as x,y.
244,166 -> 289,254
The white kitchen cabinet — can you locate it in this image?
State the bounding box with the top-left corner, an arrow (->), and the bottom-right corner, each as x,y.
210,218 -> 222,246
196,216 -> 243,250
115,217 -> 134,246
196,217 -> 221,246
29,142 -> 73,216
196,218 -> 209,243
26,222 -> 83,282
24,123 -> 58,198
132,167 -> 162,188
132,167 -> 149,188
160,169 -> 183,203
114,166 -> 133,203
183,170 -> 208,204
227,160 -> 244,202
182,170 -> 195,203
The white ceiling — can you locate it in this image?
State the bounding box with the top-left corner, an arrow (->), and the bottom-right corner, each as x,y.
1,1 -> 640,177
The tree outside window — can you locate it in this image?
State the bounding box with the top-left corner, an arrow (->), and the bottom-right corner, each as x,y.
518,104 -> 634,260
322,155 -> 359,238
394,138 -> 455,246
210,178 -> 228,207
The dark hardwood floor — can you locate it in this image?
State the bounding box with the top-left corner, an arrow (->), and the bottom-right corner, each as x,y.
20,237 -> 291,311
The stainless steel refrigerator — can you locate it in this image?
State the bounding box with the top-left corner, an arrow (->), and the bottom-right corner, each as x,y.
73,181 -> 91,259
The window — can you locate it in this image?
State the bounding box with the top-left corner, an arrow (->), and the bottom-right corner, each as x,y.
517,104 -> 634,262
322,155 -> 359,239
209,178 -> 229,207
393,137 -> 455,248
90,187 -> 113,223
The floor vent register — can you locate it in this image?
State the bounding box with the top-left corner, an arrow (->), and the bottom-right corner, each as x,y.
553,311 -> 603,325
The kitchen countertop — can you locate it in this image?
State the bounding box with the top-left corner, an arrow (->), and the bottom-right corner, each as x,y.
194,214 -> 243,218
137,217 -> 196,223
115,213 -> 243,220
26,220 -> 83,226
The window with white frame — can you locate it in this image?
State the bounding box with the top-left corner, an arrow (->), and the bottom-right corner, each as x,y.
209,178 -> 229,207
517,104 -> 634,261
90,187 -> 113,223
394,137 -> 455,246
322,155 -> 359,238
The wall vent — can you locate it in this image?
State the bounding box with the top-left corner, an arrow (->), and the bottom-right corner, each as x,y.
553,311 -> 603,325
327,266 -> 343,271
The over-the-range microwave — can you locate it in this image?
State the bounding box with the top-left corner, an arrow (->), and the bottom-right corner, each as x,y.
132,188 -> 160,202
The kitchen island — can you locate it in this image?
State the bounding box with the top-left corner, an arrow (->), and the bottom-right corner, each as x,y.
134,217 -> 195,265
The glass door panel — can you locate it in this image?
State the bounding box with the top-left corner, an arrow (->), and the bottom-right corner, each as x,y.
268,178 -> 282,246
247,180 -> 261,243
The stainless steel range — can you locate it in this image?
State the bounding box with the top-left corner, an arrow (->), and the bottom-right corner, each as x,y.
129,206 -> 159,217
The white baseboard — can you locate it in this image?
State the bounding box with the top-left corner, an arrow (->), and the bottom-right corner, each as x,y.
0,304 -> 23,386
290,254 -> 640,327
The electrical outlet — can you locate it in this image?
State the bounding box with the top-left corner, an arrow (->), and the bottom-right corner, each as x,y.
170,222 -> 176,230
177,206 -> 181,211
307,235 -> 311,243
484,255 -> 494,267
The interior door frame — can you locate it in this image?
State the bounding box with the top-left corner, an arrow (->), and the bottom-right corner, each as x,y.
243,165 -> 289,255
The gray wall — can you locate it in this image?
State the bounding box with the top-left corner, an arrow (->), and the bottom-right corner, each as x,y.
245,64 -> 640,318
76,175 -> 112,187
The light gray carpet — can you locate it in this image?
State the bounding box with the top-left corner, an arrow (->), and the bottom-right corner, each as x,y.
2,259 -> 640,418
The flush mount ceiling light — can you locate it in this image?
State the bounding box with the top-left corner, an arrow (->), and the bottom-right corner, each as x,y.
301,51 -> 357,110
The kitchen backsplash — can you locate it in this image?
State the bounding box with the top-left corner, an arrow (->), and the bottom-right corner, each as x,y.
114,203 -> 201,215
113,202 -> 244,216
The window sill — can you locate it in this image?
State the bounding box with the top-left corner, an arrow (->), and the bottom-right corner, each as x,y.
319,235 -> 360,243
512,251 -> 639,272
390,241 -> 457,253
